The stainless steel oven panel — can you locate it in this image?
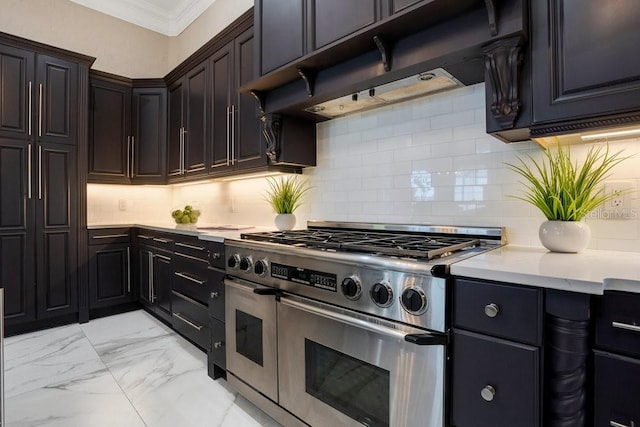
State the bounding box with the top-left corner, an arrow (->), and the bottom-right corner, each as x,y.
225,278 -> 278,403
225,240 -> 446,332
278,294 -> 445,427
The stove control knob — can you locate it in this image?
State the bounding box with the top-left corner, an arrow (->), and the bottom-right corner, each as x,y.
400,287 -> 428,315
371,281 -> 393,307
341,276 -> 362,300
227,254 -> 241,270
254,259 -> 268,277
239,256 -> 253,273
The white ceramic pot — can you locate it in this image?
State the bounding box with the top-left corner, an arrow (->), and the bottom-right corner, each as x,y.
538,220 -> 591,253
275,213 -> 296,231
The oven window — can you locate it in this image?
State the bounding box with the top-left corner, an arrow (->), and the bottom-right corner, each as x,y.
305,339 -> 389,427
235,310 -> 263,366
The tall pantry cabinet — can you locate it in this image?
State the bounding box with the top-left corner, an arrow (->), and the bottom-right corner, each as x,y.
0,34 -> 94,334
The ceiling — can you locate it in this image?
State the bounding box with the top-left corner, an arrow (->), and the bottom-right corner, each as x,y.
70,0 -> 218,36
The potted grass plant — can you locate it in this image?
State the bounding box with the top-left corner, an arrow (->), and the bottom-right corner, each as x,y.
264,175 -> 311,231
507,144 -> 630,252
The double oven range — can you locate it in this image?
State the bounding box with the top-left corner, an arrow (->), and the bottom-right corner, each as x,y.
224,221 -> 503,427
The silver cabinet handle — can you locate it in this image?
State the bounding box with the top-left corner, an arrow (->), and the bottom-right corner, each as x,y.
173,312 -> 203,331
149,253 -> 154,302
153,237 -> 173,244
27,143 -> 32,199
175,272 -> 206,286
174,251 -> 208,264
226,106 -> 231,166
28,81 -> 32,135
610,421 -> 632,427
138,234 -> 153,240
126,247 -> 131,293
179,127 -> 184,174
38,145 -> 42,200
481,385 -> 496,402
213,341 -> 223,349
126,136 -> 131,178
38,83 -> 43,137
230,105 -> 235,164
612,321 -> 640,333
92,233 -> 129,239
175,242 -> 206,251
154,253 -> 171,261
484,303 -> 500,318
210,291 -> 219,299
130,136 -> 135,178
211,252 -> 221,260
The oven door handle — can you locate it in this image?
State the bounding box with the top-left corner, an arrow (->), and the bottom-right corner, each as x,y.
280,296 -> 446,346
253,288 -> 281,296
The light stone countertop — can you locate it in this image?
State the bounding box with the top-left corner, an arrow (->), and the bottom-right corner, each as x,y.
450,245 -> 640,295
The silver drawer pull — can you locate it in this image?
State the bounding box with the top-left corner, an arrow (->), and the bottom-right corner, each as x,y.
610,421 -> 632,427
481,385 -> 496,402
484,303 -> 500,318
175,272 -> 205,285
173,312 -> 203,331
176,242 -> 206,251
213,341 -> 223,349
92,233 -> 129,239
138,235 -> 153,240
175,252 -> 208,263
153,237 -> 173,243
154,254 -> 171,262
211,252 -> 221,260
612,321 -> 640,333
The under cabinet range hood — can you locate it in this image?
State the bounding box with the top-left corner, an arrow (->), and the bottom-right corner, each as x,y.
304,68 -> 464,119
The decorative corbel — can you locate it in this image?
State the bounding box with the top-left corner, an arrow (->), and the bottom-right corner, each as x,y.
250,90 -> 265,115
373,35 -> 392,72
484,0 -> 498,36
483,36 -> 523,129
261,113 -> 282,163
297,68 -> 315,97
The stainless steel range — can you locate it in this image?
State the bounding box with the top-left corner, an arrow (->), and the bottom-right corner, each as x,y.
224,221 -> 503,427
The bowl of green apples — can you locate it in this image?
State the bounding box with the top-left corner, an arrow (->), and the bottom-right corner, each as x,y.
171,205 -> 201,227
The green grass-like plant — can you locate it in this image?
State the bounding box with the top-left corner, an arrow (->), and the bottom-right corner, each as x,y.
506,144 -> 631,221
264,175 -> 311,214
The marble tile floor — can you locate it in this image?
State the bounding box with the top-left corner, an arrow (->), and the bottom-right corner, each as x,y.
4,310 -> 281,427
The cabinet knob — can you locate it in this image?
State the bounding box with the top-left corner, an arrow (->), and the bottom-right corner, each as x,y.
484,303 -> 500,318
211,252 -> 221,260
210,291 -> 219,299
481,385 -> 496,402
213,341 -> 223,349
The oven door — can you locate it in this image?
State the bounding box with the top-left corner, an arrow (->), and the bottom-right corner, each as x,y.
225,277 -> 278,402
278,294 -> 445,427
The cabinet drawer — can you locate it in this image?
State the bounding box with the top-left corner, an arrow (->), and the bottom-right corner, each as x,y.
452,330 -> 540,427
208,268 -> 225,320
596,291 -> 640,358
89,228 -> 130,244
174,237 -> 209,260
209,318 -> 226,370
454,278 -> 543,345
594,350 -> 640,427
137,231 -> 175,250
173,260 -> 209,305
171,291 -> 209,350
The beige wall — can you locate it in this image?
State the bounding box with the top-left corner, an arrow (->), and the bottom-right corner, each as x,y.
0,0 -> 252,77
168,0 -> 253,70
0,0 -> 168,77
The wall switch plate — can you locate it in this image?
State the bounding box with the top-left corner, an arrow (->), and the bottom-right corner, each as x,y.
118,199 -> 127,211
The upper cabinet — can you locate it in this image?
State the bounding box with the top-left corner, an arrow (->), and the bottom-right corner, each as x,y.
258,0 -> 306,75
88,72 -> 166,184
0,45 -> 34,140
311,0 -> 381,50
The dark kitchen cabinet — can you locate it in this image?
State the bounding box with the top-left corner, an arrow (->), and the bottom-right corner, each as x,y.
207,241 -> 226,379
88,76 -> 131,182
89,73 -> 167,184
531,0 -> 640,126
88,229 -> 133,310
137,232 -> 172,323
0,45 -> 34,141
390,0 -> 423,14
257,0 -> 306,75
451,278 -> 543,426
210,41 -> 234,172
310,0 -> 380,50
167,60 -> 209,182
593,291 -> 640,426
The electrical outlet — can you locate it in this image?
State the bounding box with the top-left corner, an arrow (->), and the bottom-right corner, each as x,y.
118,199 -> 127,211
603,180 -> 634,212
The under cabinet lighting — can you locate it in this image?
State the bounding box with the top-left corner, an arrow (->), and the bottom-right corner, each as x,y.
218,171 -> 297,182
580,127 -> 640,141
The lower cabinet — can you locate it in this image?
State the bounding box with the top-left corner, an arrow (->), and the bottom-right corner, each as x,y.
208,265 -> 226,379
88,229 -> 134,311
171,291 -> 209,349
137,231 -> 173,323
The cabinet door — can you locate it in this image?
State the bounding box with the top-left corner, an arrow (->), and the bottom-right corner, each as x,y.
532,0 -> 640,124
35,142 -> 78,318
258,0 -> 306,75
452,330 -> 541,427
234,28 -> 267,171
36,55 -> 78,145
184,62 -> 209,177
88,243 -> 132,309
0,139 -> 35,324
210,42 -> 234,172
594,350 -> 640,427
88,79 -> 131,182
132,87 -> 167,183
167,81 -> 183,180
0,45 -> 34,140
138,247 -> 153,307
311,0 -> 379,49
153,252 -> 172,322
390,0 -> 423,14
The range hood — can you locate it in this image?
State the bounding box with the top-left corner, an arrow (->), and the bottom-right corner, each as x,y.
303,68 -> 464,119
